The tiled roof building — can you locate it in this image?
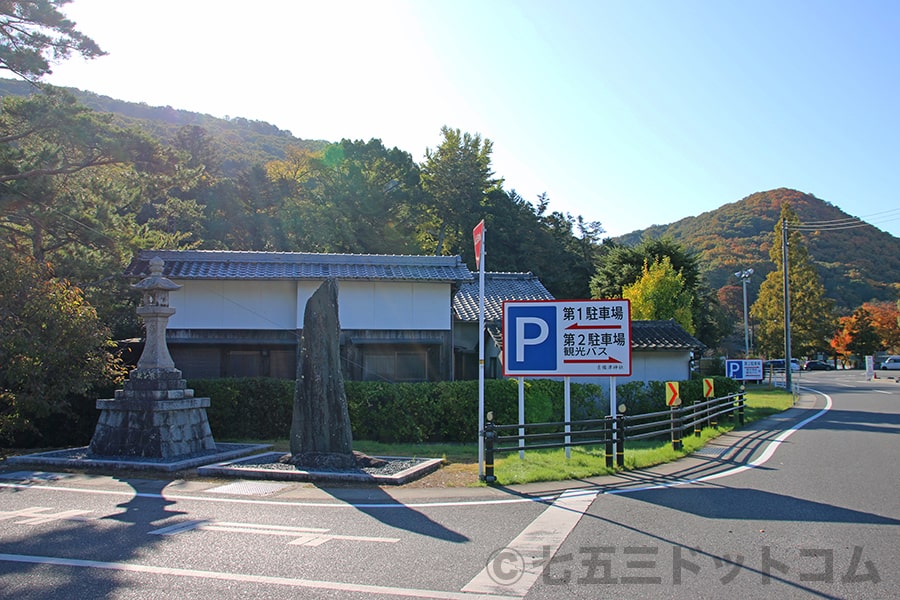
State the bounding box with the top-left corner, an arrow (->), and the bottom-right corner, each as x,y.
126,250 -> 473,283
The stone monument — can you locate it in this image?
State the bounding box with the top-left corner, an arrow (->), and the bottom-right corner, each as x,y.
289,278 -> 357,469
89,256 -> 217,458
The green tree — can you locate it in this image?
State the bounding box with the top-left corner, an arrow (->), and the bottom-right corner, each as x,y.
0,253 -> 122,443
750,204 -> 836,358
303,139 -> 425,254
0,88 -> 166,259
622,256 -> 695,334
590,237 -> 726,346
0,87 -> 195,339
420,126 -> 501,256
0,0 -> 105,82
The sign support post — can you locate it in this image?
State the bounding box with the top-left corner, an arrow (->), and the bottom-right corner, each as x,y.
564,377 -> 572,459
474,220 -> 486,480
518,377 -> 525,459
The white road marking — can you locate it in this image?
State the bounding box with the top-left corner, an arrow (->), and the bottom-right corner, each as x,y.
0,552 -> 520,600
606,387 -> 833,493
0,507 -> 93,524
149,519 -> 399,546
462,489 -> 599,596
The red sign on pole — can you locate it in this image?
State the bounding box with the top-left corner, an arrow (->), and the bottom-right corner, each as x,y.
473,220 -> 484,269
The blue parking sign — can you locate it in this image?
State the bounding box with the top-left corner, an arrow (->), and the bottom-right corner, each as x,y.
726,359 -> 763,381
503,299 -> 631,377
726,360 -> 744,379
505,304 -> 557,372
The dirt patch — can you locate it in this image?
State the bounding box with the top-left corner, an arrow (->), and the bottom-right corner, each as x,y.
401,462 -> 481,488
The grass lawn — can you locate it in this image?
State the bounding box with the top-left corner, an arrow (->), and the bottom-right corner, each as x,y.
492,384 -> 795,485
223,385 -> 796,487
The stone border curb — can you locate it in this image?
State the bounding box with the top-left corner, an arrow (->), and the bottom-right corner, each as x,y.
197,452 -> 444,486
5,443 -> 271,473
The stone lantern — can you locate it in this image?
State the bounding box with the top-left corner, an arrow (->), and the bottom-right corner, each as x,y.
89,256 -> 216,459
132,256 -> 181,371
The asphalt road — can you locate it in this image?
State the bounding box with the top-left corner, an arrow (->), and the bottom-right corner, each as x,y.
1,370 -> 897,599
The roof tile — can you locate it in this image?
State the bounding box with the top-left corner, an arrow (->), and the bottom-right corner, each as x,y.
126,250 -> 473,283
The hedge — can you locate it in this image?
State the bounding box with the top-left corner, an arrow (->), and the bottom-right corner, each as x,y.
189,376 -> 739,444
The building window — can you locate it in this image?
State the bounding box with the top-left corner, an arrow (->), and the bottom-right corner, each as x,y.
363,350 -> 428,382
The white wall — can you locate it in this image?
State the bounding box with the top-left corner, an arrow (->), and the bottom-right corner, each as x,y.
168,280 -> 298,330
298,281 -> 450,330
168,279 -> 452,332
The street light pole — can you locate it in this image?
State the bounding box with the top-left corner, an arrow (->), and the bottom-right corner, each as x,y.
735,268 -> 754,357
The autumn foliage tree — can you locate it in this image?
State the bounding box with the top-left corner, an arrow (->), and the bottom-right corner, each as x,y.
864,300 -> 900,353
0,254 -> 123,443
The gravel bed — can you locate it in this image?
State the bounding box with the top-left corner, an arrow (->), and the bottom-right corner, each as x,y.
230,453 -> 424,476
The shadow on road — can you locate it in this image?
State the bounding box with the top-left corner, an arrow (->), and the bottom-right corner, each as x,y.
318,485 -> 470,543
0,475 -> 185,598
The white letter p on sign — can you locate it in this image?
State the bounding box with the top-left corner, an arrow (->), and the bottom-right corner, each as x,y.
516,317 -> 549,362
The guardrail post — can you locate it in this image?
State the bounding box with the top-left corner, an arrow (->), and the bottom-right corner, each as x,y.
711,396 -> 719,429
693,400 -> 701,437
738,386 -> 745,426
671,406 -> 682,451
605,415 -> 614,469
615,412 -> 626,468
482,417 -> 497,484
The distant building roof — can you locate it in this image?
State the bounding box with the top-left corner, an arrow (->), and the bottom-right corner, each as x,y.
126,250 -> 474,283
453,272 -> 554,323
631,320 -> 706,352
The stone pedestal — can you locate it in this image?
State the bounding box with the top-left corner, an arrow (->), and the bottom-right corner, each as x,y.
89,368 -> 216,458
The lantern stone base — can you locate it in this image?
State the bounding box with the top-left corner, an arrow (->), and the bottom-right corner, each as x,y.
89,368 -> 216,459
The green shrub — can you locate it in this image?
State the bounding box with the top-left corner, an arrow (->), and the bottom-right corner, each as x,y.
191,376 -> 737,444
192,377 -> 293,440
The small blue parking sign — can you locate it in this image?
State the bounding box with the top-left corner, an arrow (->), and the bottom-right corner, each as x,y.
726,359 -> 745,379
726,359 -> 763,380
502,299 -> 631,377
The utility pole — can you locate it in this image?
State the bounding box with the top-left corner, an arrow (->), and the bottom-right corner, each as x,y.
782,218 -> 793,391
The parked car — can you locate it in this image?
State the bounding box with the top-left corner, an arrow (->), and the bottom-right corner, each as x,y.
764,359 -> 801,372
803,360 -> 834,371
881,356 -> 900,370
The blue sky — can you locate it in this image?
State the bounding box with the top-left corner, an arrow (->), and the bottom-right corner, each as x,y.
44,0 -> 900,238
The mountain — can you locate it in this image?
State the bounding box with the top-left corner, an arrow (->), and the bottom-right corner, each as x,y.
1,80 -> 895,313
616,188 -> 900,312
0,78 -> 326,175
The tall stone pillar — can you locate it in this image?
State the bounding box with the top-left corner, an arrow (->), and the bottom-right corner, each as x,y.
89,257 -> 217,458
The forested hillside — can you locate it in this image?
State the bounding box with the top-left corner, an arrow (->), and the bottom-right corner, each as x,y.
2,79 -> 896,335
0,81 -> 602,343
617,188 -> 900,312
0,78 -> 325,174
